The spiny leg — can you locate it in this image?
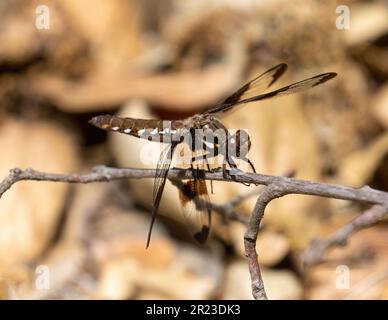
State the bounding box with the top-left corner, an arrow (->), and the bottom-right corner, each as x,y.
224,142 -> 252,186
205,157 -> 214,194
243,157 -> 259,186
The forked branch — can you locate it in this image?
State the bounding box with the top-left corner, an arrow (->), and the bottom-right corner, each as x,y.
1,165 -> 387,300
304,205 -> 388,266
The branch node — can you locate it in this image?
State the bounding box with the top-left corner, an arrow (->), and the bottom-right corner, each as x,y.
10,168 -> 22,176
360,185 -> 373,191
252,280 -> 267,300
244,235 -> 256,244
263,183 -> 287,200
92,165 -> 107,173
338,238 -> 348,246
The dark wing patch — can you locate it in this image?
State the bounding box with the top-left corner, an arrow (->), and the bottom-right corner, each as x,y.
178,178 -> 212,244
175,150 -> 212,244
203,63 -> 287,115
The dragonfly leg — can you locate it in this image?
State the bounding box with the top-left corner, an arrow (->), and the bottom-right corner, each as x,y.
247,158 -> 256,173
222,162 -> 228,180
244,158 -> 259,186
190,163 -> 198,180
205,157 -> 214,194
224,159 -> 251,186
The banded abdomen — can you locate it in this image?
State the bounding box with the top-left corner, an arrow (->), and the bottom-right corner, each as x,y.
89,114 -> 182,142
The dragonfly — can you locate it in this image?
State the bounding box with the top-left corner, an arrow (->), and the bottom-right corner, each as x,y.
89,63 -> 337,247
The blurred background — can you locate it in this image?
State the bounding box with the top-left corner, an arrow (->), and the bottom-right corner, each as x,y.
0,0 -> 387,299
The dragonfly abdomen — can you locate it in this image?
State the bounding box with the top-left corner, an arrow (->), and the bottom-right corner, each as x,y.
89,114 -> 180,142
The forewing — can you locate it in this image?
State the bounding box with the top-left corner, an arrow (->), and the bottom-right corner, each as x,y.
205,68 -> 337,115
146,141 -> 179,248
202,63 -> 287,115
235,72 -> 338,105
153,142 -> 176,202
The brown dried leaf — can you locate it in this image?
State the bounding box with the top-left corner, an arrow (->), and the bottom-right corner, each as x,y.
372,84 -> 388,129
28,64 -> 240,113
343,2 -> 388,46
224,260 -> 302,299
0,118 -> 79,267
337,132 -> 388,186
306,226 -> 388,300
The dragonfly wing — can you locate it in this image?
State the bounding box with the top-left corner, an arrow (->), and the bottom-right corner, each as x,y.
176,150 -> 212,244
236,72 -> 338,105
205,66 -> 337,115
179,179 -> 212,243
203,63 -> 287,115
152,142 -> 177,202
146,141 -> 179,248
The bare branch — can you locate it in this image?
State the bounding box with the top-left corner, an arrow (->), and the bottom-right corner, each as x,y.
2,166 -> 388,205
304,205 -> 388,266
242,185 -> 282,299
1,165 -> 388,300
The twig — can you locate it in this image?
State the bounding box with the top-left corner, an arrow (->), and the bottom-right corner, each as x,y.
244,185 -> 287,299
304,205 -> 388,266
3,166 -> 388,204
1,165 -> 388,300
